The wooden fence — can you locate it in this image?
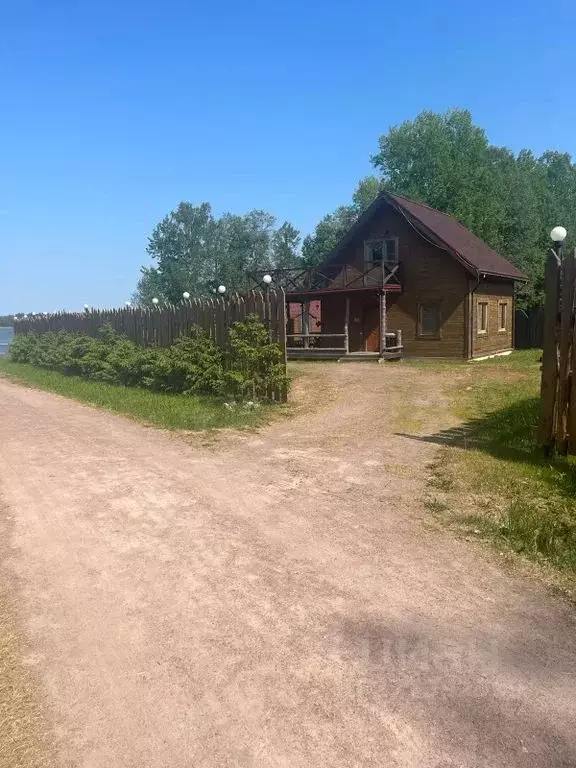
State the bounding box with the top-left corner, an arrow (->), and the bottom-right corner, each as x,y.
14,290 -> 288,400
538,248 -> 576,454
514,308 -> 544,349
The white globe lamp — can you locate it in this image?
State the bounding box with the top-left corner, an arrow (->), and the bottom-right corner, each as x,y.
152,297 -> 159,305
550,226 -> 567,243
217,285 -> 226,294
183,291 -> 190,300
263,274 -> 272,285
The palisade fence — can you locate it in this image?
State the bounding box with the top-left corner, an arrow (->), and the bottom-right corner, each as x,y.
14,290 -> 288,401
514,308 -> 544,349
538,249 -> 576,454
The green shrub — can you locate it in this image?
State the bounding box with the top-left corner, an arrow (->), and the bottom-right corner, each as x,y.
225,314 -> 288,400
9,332 -> 40,363
9,316 -> 288,402
77,325 -> 149,386
151,327 -> 224,395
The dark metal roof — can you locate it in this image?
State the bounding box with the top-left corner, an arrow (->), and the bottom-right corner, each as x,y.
329,191 -> 526,281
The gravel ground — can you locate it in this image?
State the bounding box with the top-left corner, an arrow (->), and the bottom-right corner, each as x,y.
0,363 -> 575,768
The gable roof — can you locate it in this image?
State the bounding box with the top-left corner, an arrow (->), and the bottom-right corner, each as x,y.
329,191 -> 526,281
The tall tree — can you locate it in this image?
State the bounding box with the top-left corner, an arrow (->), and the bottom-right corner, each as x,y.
272,222 -> 301,269
134,203 -> 302,304
372,109 -> 504,244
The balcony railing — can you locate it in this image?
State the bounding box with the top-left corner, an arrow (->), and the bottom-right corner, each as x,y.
250,261 -> 402,295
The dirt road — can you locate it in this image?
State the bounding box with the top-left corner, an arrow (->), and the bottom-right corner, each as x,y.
1,364 -> 575,768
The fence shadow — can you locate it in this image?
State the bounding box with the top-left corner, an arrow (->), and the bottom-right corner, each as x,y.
396,396 -> 576,500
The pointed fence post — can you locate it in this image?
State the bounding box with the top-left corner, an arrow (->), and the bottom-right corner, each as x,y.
538,248 -> 562,452
557,250 -> 576,454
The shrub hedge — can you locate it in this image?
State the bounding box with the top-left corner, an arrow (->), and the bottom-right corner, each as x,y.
10,315 -> 288,401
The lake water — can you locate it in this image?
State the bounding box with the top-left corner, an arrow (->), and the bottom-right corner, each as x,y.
0,326 -> 14,356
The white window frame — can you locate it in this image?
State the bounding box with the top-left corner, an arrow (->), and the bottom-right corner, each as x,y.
364,237 -> 399,265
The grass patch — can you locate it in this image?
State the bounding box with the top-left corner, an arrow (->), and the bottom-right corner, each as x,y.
424,497 -> 452,515
0,360 -> 272,431
418,350 -> 576,583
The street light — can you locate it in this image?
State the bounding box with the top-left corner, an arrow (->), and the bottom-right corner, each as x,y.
84,304 -> 90,311
182,291 -> 190,300
262,274 -> 272,285
551,226 -> 567,243
152,297 -> 159,305
125,301 -> 131,307
217,285 -> 226,294
550,226 -> 567,259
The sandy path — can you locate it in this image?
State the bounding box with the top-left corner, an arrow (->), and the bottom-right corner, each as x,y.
0,363 -> 575,768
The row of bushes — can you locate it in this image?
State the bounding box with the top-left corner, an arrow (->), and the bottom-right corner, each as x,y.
10,316 -> 288,400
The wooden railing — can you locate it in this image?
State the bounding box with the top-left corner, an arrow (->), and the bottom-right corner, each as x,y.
287,329 -> 403,357
251,262 -> 402,295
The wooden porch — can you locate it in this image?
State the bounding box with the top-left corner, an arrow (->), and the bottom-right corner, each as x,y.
250,262 -> 404,361
286,290 -> 403,361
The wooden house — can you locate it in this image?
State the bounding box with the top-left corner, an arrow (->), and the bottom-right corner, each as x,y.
264,192 -> 526,360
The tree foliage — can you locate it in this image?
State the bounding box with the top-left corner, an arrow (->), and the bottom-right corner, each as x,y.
135,203 -> 302,304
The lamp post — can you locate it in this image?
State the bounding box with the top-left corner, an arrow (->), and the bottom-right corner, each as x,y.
262,274 -> 273,334
182,291 -> 190,300
217,285 -> 226,295
550,226 -> 567,260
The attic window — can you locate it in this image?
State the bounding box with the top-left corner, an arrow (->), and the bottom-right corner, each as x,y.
365,238 -> 398,265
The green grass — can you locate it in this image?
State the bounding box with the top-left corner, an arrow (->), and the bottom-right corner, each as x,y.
0,359 -> 272,431
421,350 -> 576,580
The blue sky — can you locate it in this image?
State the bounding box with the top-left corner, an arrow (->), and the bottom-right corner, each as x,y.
1,0 -> 575,313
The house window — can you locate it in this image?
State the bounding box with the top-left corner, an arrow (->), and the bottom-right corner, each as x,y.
499,301 -> 508,331
478,301 -> 488,334
364,238 -> 398,265
418,302 -> 441,337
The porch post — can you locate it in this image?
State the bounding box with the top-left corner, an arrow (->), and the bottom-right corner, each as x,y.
302,300 -> 310,348
344,295 -> 350,355
379,290 -> 387,356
